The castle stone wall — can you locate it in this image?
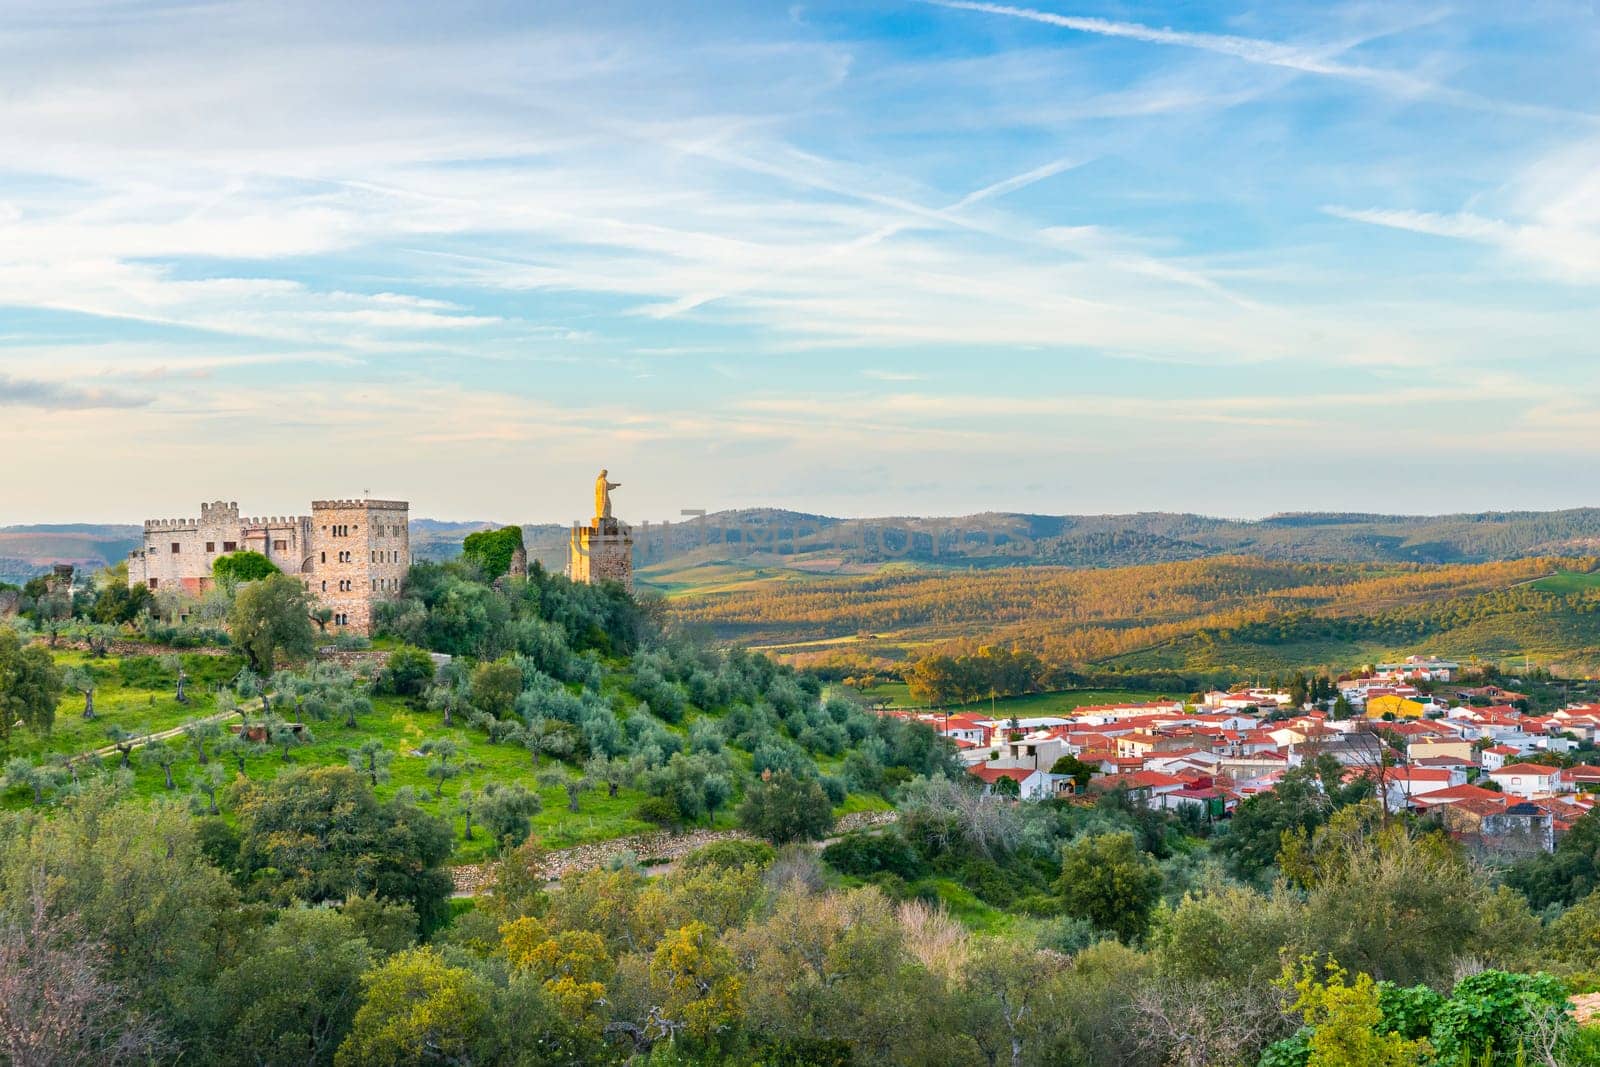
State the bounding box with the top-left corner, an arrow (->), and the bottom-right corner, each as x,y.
129,497 -> 410,635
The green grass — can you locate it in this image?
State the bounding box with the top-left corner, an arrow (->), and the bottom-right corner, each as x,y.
860,681 -> 912,706
1529,570 -> 1600,594
834,791 -> 893,815
3,646 -> 920,866
1,650 -> 243,764
921,877 -> 1016,934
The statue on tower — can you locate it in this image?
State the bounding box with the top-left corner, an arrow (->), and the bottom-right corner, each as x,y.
571,469 -> 633,588
595,469 -> 621,522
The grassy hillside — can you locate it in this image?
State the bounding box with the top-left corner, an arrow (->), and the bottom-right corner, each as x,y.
0,650 -> 694,862
671,554 -> 1600,675
1,561 -> 922,865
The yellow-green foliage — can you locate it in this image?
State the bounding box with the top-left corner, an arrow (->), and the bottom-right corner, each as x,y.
1288,960 -> 1432,1067
336,947 -> 491,1067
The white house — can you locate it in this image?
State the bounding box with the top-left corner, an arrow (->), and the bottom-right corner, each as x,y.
1480,745 -> 1521,771
1384,767 -> 1466,812
1489,763 -> 1566,799
970,764 -> 1053,800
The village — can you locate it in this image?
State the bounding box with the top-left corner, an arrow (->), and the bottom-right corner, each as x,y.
919,655 -> 1600,857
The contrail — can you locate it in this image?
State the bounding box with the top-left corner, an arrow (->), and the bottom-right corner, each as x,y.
923,0 -> 1597,124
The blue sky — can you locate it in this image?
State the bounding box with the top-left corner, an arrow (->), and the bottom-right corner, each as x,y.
2,0 -> 1598,524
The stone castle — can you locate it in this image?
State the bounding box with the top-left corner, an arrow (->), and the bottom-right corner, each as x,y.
127,498 -> 410,634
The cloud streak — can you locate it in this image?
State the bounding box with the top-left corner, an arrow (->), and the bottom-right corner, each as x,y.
0,374 -> 151,410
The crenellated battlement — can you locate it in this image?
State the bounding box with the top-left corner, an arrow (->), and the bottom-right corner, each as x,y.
144,518 -> 201,532
312,499 -> 409,511
240,515 -> 308,527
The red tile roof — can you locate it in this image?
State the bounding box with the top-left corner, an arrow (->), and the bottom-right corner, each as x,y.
1491,763 -> 1562,776
969,765 -> 1036,785
1411,784 -> 1509,807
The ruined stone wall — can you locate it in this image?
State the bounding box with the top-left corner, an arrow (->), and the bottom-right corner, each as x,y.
308,499 -> 410,635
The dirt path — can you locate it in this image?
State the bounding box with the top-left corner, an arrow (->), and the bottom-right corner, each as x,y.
450,809 -> 897,896
72,707 -> 241,764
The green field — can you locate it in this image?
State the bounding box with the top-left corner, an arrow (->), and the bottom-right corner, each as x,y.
1529,570 -> 1600,594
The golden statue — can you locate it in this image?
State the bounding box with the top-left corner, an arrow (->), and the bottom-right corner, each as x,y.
595,469 -> 621,522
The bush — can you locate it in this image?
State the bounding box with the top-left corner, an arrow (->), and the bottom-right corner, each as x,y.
637,795 -> 681,829
461,526 -> 524,580
680,839 -> 776,873
1055,831 -> 1163,943
379,648 -> 436,697
738,771 -> 835,845
1428,969 -> 1571,1066
821,831 -> 925,880
1256,1029 -> 1311,1067
212,551 -> 280,584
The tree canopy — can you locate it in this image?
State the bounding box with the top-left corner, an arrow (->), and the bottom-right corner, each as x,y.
229,573 -> 316,674
213,551 -> 281,585
461,525 -> 525,580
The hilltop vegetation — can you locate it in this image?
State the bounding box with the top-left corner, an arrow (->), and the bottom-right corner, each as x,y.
0,558 -> 947,865
673,555 -> 1600,679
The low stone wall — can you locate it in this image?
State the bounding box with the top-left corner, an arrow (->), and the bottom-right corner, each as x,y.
451,809 -> 897,895
39,637 -> 233,658
315,648 -> 452,671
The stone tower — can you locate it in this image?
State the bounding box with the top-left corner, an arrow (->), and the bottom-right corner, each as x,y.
567,471 -> 633,588
308,498 -> 411,632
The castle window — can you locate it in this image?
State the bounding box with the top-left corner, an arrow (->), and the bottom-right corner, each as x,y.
148,578 -> 158,589
171,542 -> 180,553
273,539 -> 287,551
205,542 -> 215,553
223,541 -> 237,552
321,581 -> 327,592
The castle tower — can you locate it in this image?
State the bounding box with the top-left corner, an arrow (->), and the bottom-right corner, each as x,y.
567,470 -> 633,588
308,498 -> 411,634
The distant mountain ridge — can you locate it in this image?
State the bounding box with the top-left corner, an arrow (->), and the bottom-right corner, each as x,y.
7,507 -> 1600,584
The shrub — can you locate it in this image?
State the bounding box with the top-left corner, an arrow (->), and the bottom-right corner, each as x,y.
637,796 -> 681,829
821,831 -> 925,881
212,550 -> 280,584
680,839 -> 777,873
738,771 -> 835,845
379,648 -> 436,697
